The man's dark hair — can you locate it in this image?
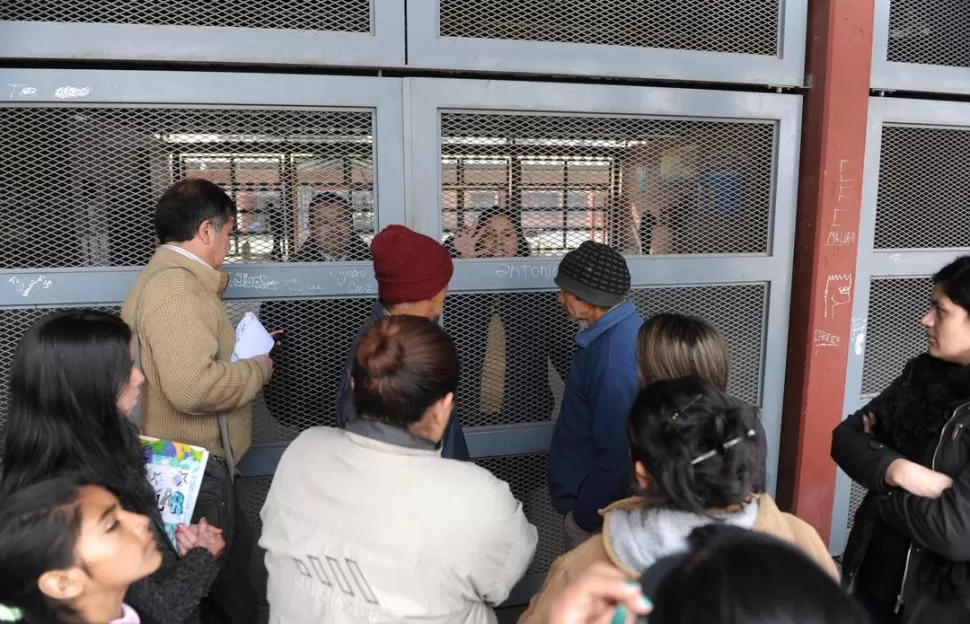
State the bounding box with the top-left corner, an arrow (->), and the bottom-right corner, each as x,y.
154,178 -> 236,244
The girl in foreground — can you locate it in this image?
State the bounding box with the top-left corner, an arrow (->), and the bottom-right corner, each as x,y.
0,476 -> 163,623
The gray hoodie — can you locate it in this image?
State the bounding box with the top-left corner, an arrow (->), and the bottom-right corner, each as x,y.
607,500 -> 760,572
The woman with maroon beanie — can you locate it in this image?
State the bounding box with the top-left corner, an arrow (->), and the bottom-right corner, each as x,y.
336,224 -> 469,459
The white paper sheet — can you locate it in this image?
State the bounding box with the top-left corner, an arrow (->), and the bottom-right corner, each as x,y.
231,311 -> 275,362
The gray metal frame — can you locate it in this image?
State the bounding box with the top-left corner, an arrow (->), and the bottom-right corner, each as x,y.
0,1 -> 405,67
870,0 -> 970,95
0,67 -> 406,476
407,77 -> 803,498
828,96 -> 970,554
405,0 -> 808,87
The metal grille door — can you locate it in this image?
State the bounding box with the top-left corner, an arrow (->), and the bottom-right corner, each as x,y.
830,96 -> 970,553
872,0 -> 970,94
408,0 -> 807,85
0,1 -> 405,66
408,77 -> 800,600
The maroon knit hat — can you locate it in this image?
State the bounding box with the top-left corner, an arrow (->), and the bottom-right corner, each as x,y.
371,225 -> 454,304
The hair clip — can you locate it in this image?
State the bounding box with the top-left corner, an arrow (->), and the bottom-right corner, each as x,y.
690,428 -> 756,466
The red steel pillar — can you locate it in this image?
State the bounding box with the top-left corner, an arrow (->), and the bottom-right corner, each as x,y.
776,0 -> 875,543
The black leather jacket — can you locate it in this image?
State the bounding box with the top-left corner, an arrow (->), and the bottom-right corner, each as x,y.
834,356 -> 970,622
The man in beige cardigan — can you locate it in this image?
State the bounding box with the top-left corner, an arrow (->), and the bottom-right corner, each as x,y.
122,178 -> 273,623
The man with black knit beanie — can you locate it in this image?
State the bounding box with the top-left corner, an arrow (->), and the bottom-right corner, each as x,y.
548,241 -> 643,550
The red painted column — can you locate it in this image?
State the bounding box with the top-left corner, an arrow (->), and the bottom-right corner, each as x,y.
776,0 -> 875,543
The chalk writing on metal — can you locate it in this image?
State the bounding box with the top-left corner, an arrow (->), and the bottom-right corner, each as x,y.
8,275 -> 53,297
54,85 -> 91,99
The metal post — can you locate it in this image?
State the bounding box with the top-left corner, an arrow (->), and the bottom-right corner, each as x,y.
776,0 -> 875,543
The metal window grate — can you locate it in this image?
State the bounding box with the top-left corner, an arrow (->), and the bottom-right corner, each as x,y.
438,0 -> 780,56
861,277 -> 931,396
875,125 -> 970,249
631,284 -> 766,406
887,0 -> 970,68
0,0 -> 371,32
440,113 -> 775,257
0,106 -> 375,269
444,283 -> 765,429
223,298 -> 375,445
478,453 -> 562,577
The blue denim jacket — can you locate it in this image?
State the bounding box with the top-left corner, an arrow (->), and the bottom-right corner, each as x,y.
335,300 -> 469,460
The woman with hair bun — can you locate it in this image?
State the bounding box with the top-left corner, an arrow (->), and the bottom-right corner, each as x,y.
260,315 -> 537,624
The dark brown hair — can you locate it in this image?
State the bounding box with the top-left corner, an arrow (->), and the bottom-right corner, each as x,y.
637,313 -> 730,391
351,315 -> 459,428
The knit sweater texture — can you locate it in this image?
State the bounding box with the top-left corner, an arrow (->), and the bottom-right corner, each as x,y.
121,247 -> 266,458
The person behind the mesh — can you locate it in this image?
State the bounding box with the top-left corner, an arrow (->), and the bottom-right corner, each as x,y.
833,255 -> 970,623
635,312 -> 768,492
521,376 -> 838,624
335,224 -> 469,459
548,241 -> 643,549
442,207 -> 575,425
0,310 -> 224,624
260,315 -> 538,623
260,193 -> 372,431
121,178 -> 273,624
0,476 -> 165,624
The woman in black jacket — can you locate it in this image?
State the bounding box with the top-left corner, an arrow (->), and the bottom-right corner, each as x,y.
0,310 -> 222,624
443,207 -> 574,424
260,193 -> 373,430
833,255 -> 970,623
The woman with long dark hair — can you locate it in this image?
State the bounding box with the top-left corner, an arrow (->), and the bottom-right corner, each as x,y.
0,309 -> 222,624
834,255 -> 970,622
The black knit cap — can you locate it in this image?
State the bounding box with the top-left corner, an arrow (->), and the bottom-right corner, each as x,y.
554,241 -> 631,308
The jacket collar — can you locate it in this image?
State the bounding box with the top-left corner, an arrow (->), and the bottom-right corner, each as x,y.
152,246 -> 228,295
597,493 -> 775,576
576,299 -> 636,349
345,418 -> 440,454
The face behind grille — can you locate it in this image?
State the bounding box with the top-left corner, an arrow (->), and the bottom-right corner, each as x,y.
0,106 -> 375,269
440,113 -> 775,257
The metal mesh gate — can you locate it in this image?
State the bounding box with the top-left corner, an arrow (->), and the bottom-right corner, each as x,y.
0,0 -> 371,31
872,0 -> 970,95
832,97 -> 970,553
437,0 -> 780,55
0,69 -> 800,611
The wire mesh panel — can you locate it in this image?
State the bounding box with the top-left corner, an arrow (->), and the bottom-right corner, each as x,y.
886,0 -> 970,68
444,283 -> 765,428
846,480 -> 867,535
438,0 -> 780,56
439,113 -> 775,257
407,1 -> 806,85
861,277 -> 931,396
875,125 -> 970,249
477,454 -> 562,577
631,284 -> 766,406
0,106 -> 375,269
223,298 -> 374,445
1,0 -> 370,31
0,2 -> 405,68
